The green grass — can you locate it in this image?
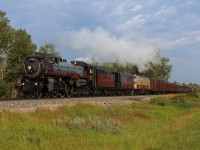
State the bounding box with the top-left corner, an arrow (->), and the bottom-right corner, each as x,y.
0,94 -> 200,150
129,97 -> 143,101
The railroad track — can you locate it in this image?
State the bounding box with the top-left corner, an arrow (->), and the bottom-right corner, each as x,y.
0,94 -> 139,101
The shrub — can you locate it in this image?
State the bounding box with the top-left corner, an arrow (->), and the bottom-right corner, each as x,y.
90,117 -> 105,132
68,117 -> 86,129
150,98 -> 168,106
54,116 -> 122,134
171,95 -> 187,103
53,116 -> 70,127
186,93 -> 199,98
90,117 -> 121,134
105,118 -> 121,135
0,80 -> 11,97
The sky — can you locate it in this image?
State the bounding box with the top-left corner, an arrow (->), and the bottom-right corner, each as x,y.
1,0 -> 200,84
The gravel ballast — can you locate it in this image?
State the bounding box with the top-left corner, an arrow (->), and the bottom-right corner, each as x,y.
0,95 -> 154,112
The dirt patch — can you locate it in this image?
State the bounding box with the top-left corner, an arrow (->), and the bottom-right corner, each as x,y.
133,111 -> 151,120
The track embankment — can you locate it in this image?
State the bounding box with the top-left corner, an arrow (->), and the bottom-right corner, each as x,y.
0,95 -> 161,112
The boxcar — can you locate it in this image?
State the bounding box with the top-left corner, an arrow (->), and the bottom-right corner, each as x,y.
150,79 -> 167,94
96,67 -> 115,88
114,72 -> 134,95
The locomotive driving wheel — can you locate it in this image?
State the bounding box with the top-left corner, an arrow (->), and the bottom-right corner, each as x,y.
59,91 -> 66,98
36,89 -> 42,98
66,86 -> 73,97
30,91 -> 36,98
52,90 -> 58,98
29,87 -> 37,98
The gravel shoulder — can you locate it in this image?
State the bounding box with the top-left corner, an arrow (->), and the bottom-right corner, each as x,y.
0,95 -> 158,112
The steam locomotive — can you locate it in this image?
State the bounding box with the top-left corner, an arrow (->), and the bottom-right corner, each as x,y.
18,53 -> 194,98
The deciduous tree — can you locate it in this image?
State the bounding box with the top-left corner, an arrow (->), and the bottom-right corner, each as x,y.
5,29 -> 36,82
39,43 -> 60,57
142,50 -> 172,81
0,10 -> 36,97
0,10 -> 13,79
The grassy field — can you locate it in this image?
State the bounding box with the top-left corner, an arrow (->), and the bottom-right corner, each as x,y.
0,93 -> 200,150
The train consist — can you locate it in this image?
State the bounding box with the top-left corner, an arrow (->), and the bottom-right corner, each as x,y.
18,53 -> 195,98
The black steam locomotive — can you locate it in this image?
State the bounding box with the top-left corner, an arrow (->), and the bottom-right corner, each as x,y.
18,53 -> 194,98
19,53 -> 90,98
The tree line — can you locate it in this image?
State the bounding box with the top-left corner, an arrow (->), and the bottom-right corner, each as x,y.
101,50 -> 172,82
0,10 -> 198,97
0,10 -> 60,97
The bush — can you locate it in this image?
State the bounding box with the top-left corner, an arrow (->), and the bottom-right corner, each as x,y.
90,117 -> 105,132
53,116 -> 70,127
0,80 -> 11,97
68,117 -> 86,129
150,98 -> 168,106
171,95 -> 187,103
186,93 -> 199,98
90,117 -> 121,134
54,116 -> 122,134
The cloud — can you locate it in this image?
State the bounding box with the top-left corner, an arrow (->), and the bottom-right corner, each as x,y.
117,14 -> 149,31
2,0 -> 200,83
131,4 -> 142,12
154,8 -> 176,17
57,27 -> 159,71
152,37 -> 194,48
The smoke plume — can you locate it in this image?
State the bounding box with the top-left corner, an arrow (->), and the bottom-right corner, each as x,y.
59,27 -> 159,71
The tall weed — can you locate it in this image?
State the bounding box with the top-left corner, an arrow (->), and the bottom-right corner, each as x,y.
150,94 -> 200,108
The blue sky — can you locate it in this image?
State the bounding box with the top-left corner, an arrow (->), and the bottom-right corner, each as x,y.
1,0 -> 200,84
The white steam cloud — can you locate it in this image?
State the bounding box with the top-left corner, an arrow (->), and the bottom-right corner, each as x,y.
59,27 -> 159,71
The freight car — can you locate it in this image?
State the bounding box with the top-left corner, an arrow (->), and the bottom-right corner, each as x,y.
18,53 -> 194,98
150,79 -> 194,94
114,72 -> 135,95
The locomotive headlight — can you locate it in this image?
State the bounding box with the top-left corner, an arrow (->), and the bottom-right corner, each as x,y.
35,82 -> 38,86
28,66 -> 32,70
22,83 -> 25,86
